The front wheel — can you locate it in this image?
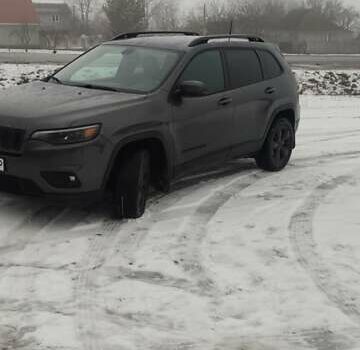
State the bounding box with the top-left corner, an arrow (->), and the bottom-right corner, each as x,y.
113,149 -> 151,219
256,118 -> 294,172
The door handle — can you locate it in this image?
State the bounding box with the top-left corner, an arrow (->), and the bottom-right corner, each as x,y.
265,87 -> 276,94
218,97 -> 233,106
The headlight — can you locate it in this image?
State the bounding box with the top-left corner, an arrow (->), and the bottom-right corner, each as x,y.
31,124 -> 101,145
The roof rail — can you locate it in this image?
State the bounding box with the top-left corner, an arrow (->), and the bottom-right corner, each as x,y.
112,31 -> 199,41
189,34 -> 264,47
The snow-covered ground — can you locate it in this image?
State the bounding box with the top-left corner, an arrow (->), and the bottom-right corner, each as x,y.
1,68 -> 360,349
0,48 -> 83,55
296,70 -> 360,95
0,64 -> 59,89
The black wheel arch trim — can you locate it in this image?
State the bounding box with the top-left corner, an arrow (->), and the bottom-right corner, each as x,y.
261,103 -> 297,149
102,130 -> 174,190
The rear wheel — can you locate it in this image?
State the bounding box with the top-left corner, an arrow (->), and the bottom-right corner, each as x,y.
256,118 -> 294,171
113,149 -> 151,219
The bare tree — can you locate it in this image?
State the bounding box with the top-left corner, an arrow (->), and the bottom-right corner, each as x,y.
103,0 -> 147,34
323,0 -> 343,20
75,0 -> 95,34
322,0 -> 359,30
41,30 -> 66,51
183,0 -> 359,39
306,0 -> 324,11
229,0 -> 286,35
337,6 -> 360,30
207,0 -> 232,34
149,0 -> 179,30
11,24 -> 32,51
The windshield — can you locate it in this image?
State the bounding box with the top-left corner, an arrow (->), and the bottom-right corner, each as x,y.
53,45 -> 181,93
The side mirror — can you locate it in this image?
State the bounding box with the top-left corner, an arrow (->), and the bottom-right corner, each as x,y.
177,80 -> 208,97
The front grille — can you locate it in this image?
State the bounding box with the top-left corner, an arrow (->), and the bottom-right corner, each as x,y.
0,126 -> 25,153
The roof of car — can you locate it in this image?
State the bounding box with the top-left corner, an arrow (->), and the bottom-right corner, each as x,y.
104,34 -> 268,52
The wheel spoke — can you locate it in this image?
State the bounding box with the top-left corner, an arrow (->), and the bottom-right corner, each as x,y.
280,146 -> 288,159
275,147 -> 282,164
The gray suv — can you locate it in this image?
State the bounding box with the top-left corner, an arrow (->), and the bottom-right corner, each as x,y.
0,32 -> 300,218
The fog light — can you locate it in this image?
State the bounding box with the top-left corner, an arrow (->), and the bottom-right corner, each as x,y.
41,171 -> 81,189
69,175 -> 77,182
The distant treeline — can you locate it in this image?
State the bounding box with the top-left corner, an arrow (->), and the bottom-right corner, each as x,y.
95,0 -> 360,53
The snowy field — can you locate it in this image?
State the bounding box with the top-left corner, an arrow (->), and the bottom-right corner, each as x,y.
0,48 -> 83,55
0,64 -> 59,88
1,67 -> 360,349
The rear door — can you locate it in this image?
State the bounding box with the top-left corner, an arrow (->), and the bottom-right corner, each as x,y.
224,48 -> 271,157
171,49 -> 234,174
255,49 -> 285,137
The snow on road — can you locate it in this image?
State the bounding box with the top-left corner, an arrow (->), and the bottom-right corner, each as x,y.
0,67 -> 360,349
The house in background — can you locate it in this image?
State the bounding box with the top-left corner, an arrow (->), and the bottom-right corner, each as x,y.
33,1 -> 74,49
0,0 -> 40,49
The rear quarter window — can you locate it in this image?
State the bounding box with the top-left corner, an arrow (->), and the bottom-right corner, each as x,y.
257,50 -> 283,80
224,49 -> 263,89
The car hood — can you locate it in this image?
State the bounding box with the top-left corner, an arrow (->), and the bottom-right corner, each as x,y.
0,82 -> 147,128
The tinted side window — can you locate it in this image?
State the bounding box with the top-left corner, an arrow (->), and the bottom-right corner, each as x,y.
180,50 -> 225,94
225,49 -> 262,89
258,50 -> 283,80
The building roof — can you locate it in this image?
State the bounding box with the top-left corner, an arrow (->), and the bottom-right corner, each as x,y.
0,0 -> 39,24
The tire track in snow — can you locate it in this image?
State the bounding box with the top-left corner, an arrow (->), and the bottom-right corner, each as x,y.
213,326 -> 360,350
0,204 -> 66,271
75,192 -> 201,350
300,128 -> 360,145
74,165 -> 260,350
0,205 -> 77,256
174,171 -> 271,297
0,203 -> 67,349
293,150 -> 360,165
289,175 -> 360,325
74,150 -> 360,349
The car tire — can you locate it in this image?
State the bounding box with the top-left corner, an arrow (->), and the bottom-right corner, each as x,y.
255,118 -> 294,172
113,149 -> 151,219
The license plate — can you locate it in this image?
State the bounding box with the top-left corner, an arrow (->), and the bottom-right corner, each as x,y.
0,158 -> 5,172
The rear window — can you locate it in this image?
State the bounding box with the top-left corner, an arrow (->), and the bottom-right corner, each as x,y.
257,50 -> 283,80
224,49 -> 263,89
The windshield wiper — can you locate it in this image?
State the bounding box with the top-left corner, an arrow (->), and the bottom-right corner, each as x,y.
49,76 -> 63,84
70,83 -> 120,92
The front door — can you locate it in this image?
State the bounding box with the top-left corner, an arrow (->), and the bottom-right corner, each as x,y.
170,49 -> 233,175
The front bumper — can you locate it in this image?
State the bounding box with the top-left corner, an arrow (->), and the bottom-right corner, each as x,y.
0,136 -> 112,200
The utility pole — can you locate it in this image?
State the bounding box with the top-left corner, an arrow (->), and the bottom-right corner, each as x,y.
203,2 -> 207,35
145,0 -> 150,30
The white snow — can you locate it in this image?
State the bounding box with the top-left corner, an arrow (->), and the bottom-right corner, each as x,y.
0,66 -> 360,349
0,48 -> 83,55
295,70 -> 360,95
0,63 -> 60,89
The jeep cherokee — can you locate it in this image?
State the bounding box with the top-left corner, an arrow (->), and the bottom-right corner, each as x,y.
0,31 -> 300,218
